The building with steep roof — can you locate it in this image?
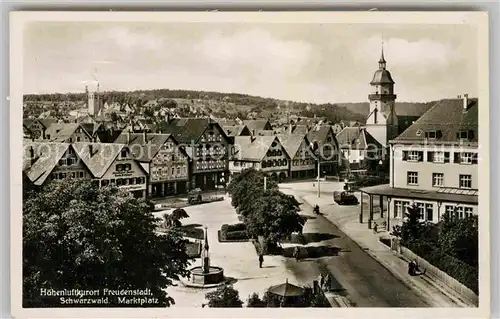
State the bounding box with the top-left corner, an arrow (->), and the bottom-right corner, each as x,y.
277,134 -> 317,179
244,119 -> 273,136
230,135 -> 290,182
158,118 -> 230,191
72,142 -> 148,198
359,95 -> 479,229
23,142 -> 91,186
114,132 -> 190,197
42,123 -> 94,143
306,125 -> 341,176
336,127 -> 383,173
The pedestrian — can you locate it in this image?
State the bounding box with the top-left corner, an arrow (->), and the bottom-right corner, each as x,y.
324,274 -> 331,292
259,253 -> 264,268
373,223 -> 378,234
293,246 -> 300,261
319,274 -> 325,290
408,260 -> 415,276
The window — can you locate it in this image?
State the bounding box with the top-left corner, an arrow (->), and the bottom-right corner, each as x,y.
458,152 -> 477,164
465,207 -> 474,218
121,149 -> 127,158
234,161 -> 240,167
445,205 -> 456,218
425,203 -> 433,221
459,174 -> 472,189
171,155 -> 175,161
407,172 -> 418,185
428,151 -> 447,163
457,130 -> 474,140
102,180 -> 109,186
432,173 -> 444,187
177,167 -> 181,175
394,200 -> 410,218
171,167 -> 175,175
116,164 -> 122,171
123,179 -> 129,185
110,179 -> 115,184
425,131 -> 436,139
76,136 -> 81,142
117,179 -> 123,186
130,178 -> 135,185
79,172 -> 84,178
403,151 -> 423,162
58,159 -> 67,166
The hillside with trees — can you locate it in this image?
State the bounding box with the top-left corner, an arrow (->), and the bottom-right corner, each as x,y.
23,88 -> 438,123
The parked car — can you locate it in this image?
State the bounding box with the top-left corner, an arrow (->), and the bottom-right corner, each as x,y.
333,191 -> 359,205
187,188 -> 203,204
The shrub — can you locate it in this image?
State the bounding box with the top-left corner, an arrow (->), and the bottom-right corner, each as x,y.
227,223 -> 246,232
407,243 -> 478,294
225,230 -> 248,240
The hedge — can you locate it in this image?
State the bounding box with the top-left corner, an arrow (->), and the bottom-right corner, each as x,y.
225,230 -> 248,240
219,223 -> 250,242
408,243 -> 478,294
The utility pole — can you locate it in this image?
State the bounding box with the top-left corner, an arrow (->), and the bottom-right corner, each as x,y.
317,161 -> 321,198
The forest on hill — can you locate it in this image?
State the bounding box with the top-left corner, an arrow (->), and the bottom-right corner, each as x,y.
23,88 -> 435,122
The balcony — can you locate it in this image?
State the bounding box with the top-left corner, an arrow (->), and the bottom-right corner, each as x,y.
368,93 -> 397,100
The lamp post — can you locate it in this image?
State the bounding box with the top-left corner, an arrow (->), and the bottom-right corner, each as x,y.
317,161 -> 321,198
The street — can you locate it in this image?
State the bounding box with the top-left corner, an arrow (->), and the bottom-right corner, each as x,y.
281,192 -> 429,307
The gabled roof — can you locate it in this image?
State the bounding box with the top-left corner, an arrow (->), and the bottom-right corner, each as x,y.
392,98 -> 478,144
113,132 -> 177,162
233,136 -> 289,162
157,118 -> 228,144
72,142 -> 125,178
80,123 -> 101,137
277,134 -> 312,159
336,127 -> 382,150
23,142 -> 71,185
306,125 -> 336,147
223,125 -> 248,137
243,119 -> 273,132
44,123 -> 86,142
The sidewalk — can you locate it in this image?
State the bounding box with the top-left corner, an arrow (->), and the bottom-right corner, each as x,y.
300,193 -> 474,308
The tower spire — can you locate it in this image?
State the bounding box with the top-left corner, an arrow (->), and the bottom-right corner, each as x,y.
378,41 -> 387,70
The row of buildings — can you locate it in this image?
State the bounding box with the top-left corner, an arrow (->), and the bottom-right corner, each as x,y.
23,48 -> 479,225
23,116 -> 346,199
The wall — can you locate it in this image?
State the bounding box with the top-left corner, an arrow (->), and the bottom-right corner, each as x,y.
391,145 -> 479,190
399,245 -> 478,306
191,123 -> 229,174
150,139 -> 189,183
291,140 -> 316,171
101,154 -> 147,192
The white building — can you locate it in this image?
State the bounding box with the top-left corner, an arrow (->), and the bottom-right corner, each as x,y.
359,96 -> 479,227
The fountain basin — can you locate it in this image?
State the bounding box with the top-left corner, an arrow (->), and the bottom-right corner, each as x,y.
182,266 -> 225,288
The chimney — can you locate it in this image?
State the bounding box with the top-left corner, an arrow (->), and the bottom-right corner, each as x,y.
88,144 -> 94,157
288,124 -> 293,135
252,129 -> 255,136
127,130 -> 131,144
463,94 -> 469,112
143,130 -> 147,143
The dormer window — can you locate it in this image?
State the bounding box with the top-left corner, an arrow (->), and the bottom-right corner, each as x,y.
121,149 -> 127,158
457,130 -> 475,140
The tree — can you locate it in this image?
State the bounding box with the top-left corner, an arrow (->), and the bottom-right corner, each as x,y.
163,208 -> 189,228
246,293 -> 266,307
244,190 -> 305,249
390,203 -> 429,246
437,214 -> 478,267
226,168 -> 277,210
205,284 -> 243,308
23,179 -> 192,307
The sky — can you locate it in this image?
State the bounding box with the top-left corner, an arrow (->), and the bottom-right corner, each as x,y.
23,22 -> 478,103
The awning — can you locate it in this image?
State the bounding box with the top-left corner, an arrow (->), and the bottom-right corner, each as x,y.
360,184 -> 478,205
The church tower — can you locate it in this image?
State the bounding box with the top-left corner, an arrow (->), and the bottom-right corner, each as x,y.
365,45 -> 398,149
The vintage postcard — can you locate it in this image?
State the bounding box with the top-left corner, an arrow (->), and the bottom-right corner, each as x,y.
10,11 -> 490,318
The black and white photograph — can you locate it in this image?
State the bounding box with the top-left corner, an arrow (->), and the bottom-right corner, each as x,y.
10,11 -> 490,318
